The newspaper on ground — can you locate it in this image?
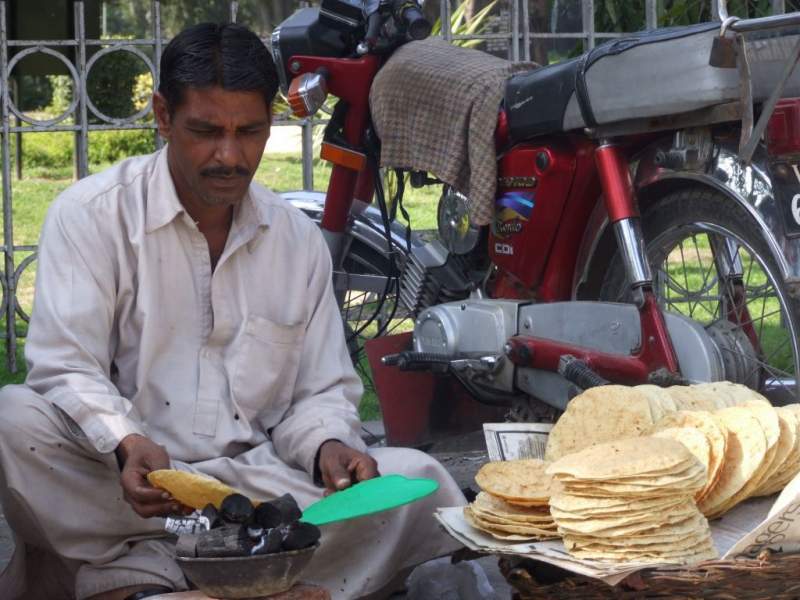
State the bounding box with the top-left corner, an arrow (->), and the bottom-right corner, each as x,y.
438,422 -> 800,585
483,422 -> 552,462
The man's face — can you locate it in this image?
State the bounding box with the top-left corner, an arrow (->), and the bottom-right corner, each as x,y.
154,86 -> 271,208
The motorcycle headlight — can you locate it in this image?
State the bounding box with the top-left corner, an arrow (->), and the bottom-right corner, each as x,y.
437,187 -> 481,255
270,7 -> 352,97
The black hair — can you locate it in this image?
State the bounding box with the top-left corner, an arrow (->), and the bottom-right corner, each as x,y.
158,22 -> 278,114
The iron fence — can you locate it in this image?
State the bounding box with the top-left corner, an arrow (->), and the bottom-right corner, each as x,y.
0,0 -> 794,371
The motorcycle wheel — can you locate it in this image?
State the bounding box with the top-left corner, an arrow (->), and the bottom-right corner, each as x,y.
600,187 -> 800,404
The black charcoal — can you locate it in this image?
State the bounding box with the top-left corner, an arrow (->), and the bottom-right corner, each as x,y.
201,503 -> 222,529
271,493 -> 302,524
281,521 -> 321,551
253,501 -> 282,529
220,493 -> 254,524
250,528 -> 283,555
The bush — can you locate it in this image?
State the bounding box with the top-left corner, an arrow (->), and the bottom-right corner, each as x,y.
17,128 -> 156,172
18,74 -> 53,112
87,49 -> 150,121
46,75 -> 74,116
88,129 -> 155,164
18,131 -> 74,169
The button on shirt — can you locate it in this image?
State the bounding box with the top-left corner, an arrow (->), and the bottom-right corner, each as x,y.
24,148 -> 366,476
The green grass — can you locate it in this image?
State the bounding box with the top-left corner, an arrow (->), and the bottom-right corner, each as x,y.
659,235 -> 794,380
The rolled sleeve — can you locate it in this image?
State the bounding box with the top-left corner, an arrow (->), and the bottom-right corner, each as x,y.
269,226 -> 367,476
25,194 -> 143,455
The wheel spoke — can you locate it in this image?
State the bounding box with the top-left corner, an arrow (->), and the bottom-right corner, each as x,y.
635,211 -> 799,399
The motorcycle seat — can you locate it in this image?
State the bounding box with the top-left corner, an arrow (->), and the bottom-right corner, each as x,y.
504,57 -> 581,141
505,21 -> 800,141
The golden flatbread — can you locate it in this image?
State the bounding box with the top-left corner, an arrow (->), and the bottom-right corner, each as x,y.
546,437 -> 696,481
752,406 -> 797,497
759,406 -> 800,495
648,411 -> 727,502
667,386 -> 718,412
710,403 -> 779,515
544,386 -> 653,462
474,459 -> 553,503
698,407 -> 767,518
473,492 -> 551,521
652,427 -> 710,482
463,506 -> 558,540
147,469 -> 240,510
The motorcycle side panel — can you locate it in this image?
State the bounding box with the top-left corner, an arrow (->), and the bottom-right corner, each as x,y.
490,142 -> 577,288
515,306 -> 723,410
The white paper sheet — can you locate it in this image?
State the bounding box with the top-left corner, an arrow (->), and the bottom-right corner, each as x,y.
482,422 -> 551,462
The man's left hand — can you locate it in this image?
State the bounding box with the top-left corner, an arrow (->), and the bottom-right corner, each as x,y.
318,440 -> 379,494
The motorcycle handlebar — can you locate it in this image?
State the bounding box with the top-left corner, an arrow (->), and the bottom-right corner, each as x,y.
394,0 -> 432,40
717,0 -> 800,33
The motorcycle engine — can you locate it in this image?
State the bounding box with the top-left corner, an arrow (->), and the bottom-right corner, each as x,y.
412,299 -> 727,411
399,187 -> 487,316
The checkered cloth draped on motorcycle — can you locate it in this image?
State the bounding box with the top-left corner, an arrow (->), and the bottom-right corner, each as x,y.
370,37 -> 535,226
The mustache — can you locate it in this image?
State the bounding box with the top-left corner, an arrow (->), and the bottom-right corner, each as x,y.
201,166 -> 250,178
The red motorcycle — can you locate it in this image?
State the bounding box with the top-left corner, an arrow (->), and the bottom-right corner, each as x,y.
274,0 -> 800,443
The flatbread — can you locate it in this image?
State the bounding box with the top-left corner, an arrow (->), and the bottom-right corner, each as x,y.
752,407 -> 797,496
698,407 -> 767,517
648,411 -> 727,502
635,385 -> 676,423
464,506 -> 558,540
147,469 -> 240,510
544,386 -> 653,462
549,492 -> 686,514
474,459 -> 552,502
651,427 -> 711,491
547,437 -> 697,481
711,403 -> 780,514
473,492 -> 551,521
667,386 -> 719,411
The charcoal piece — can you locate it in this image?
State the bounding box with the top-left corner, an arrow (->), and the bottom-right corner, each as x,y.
246,526 -> 264,541
254,501 -> 282,529
195,524 -> 253,557
281,521 -> 321,551
270,493 -> 302,524
220,493 -> 254,524
250,528 -> 283,555
201,503 -> 222,529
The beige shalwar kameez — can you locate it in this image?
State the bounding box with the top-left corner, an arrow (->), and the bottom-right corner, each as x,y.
0,149 -> 465,599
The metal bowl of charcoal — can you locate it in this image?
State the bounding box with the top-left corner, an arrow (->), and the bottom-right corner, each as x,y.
174,493 -> 321,598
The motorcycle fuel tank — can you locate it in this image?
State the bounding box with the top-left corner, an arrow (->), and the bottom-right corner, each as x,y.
490,141 -> 577,288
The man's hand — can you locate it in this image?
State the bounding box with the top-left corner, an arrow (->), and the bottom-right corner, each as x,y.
116,433 -> 184,518
318,440 -> 379,495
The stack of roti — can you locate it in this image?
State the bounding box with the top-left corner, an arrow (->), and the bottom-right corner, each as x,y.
544,382 -> 800,518
465,459 -> 558,540
547,437 -> 718,564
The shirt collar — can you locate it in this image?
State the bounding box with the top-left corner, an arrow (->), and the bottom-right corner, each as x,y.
145,147 -> 271,234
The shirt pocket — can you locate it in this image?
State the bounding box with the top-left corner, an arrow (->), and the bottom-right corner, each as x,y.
231,314 -> 305,422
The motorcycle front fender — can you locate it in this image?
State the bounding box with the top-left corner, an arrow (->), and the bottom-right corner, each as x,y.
279,189 -> 417,262
573,137 -> 800,298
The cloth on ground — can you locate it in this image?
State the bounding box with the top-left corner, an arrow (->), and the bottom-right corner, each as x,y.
370,38 -> 535,226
